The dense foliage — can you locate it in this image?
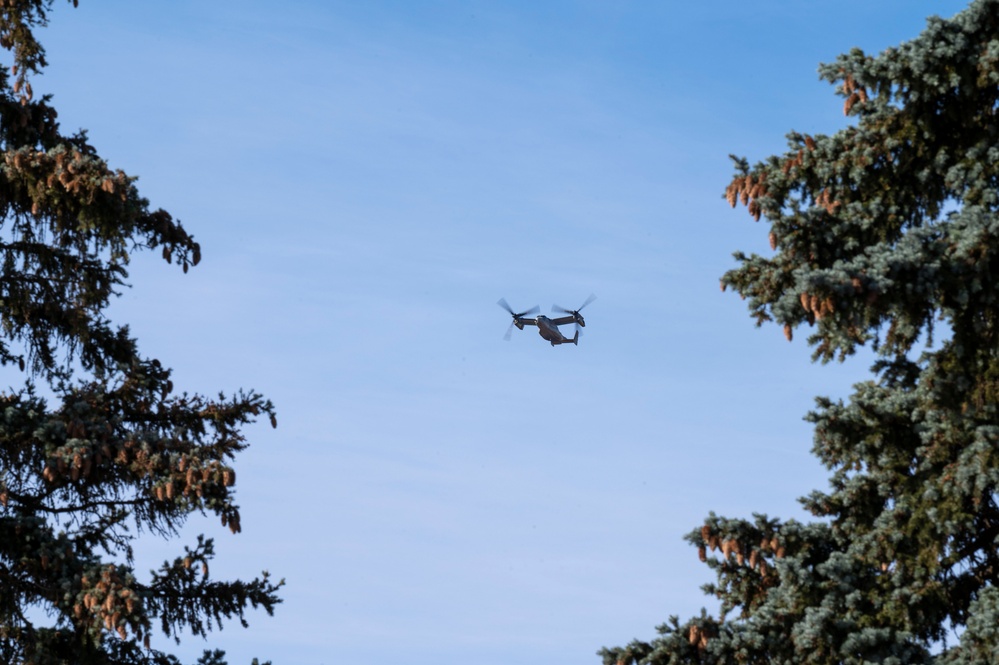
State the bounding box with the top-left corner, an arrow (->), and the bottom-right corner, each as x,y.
602,2 -> 999,663
0,2 -> 282,664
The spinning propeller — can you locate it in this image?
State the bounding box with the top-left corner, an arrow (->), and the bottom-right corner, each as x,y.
497,298 -> 539,340
552,293 -> 597,333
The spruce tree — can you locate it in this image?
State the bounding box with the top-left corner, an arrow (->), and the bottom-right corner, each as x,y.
0,2 -> 282,664
602,1 -> 999,663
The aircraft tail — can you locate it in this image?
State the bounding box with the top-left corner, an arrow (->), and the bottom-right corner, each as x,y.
572,330 -> 579,345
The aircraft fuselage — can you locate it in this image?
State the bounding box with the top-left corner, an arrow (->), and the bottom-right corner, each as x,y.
529,315 -> 576,346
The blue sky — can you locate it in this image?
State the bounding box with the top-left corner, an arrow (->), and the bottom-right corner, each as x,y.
29,2 -> 970,663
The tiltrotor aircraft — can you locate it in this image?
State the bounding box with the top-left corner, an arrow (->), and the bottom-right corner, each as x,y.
497,294 -> 596,346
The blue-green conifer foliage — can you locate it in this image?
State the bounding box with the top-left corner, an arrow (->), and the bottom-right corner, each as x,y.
0,2 -> 281,664
603,2 -> 999,663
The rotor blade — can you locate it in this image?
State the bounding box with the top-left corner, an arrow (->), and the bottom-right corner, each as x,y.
499,299 -> 539,319
503,320 -> 515,341
518,305 -> 540,318
553,295 -> 596,315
